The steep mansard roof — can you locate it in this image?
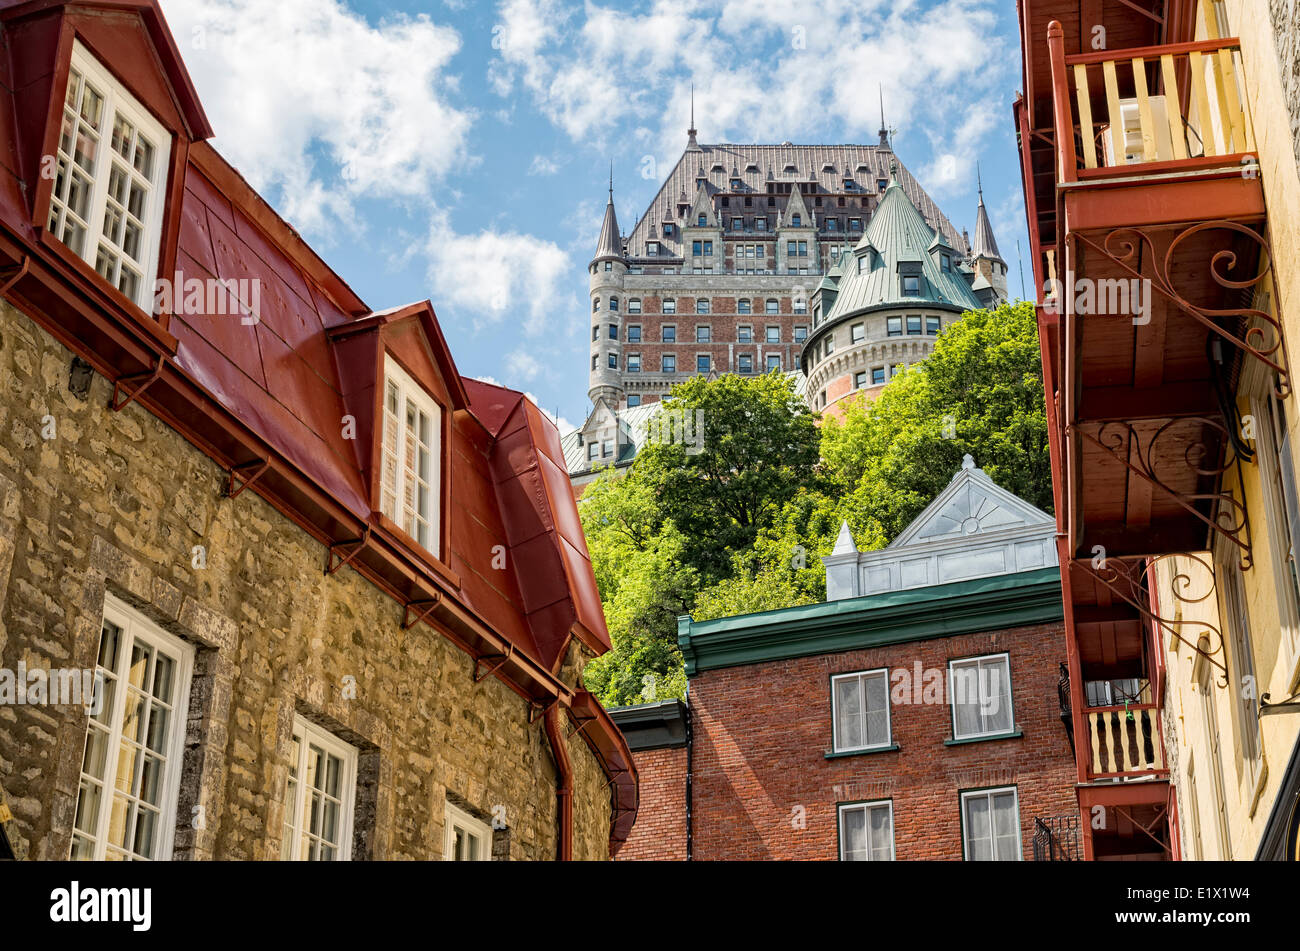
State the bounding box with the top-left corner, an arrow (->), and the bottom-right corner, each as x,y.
821,172 -> 985,322
624,143 -> 969,258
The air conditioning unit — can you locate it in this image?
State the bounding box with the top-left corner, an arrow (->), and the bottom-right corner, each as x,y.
1101,95 -> 1175,165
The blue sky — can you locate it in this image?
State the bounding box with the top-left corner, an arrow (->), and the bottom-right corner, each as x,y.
160,0 -> 1030,432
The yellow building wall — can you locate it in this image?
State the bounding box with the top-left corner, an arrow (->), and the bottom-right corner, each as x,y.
1157,2 -> 1300,859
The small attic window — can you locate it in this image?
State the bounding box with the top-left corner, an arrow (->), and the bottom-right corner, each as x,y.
731,178 -> 743,189
791,213 -> 802,227
49,43 -> 172,312
784,164 -> 798,174
878,179 -> 888,192
941,252 -> 952,272
380,356 -> 443,557
746,163 -> 760,172
822,163 -> 836,172
711,163 -> 725,172
697,213 -> 707,226
662,223 -> 673,236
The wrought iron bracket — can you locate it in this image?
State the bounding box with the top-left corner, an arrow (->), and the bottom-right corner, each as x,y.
1260,691 -> 1300,716
1072,554 -> 1229,686
324,525 -> 371,576
1072,223 -> 1290,400
110,355 -> 164,412
401,595 -> 441,631
473,646 -> 514,684
225,458 -> 269,500
1070,416 -> 1252,571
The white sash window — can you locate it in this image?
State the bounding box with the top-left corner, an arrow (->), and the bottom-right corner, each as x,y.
380,356 -> 443,557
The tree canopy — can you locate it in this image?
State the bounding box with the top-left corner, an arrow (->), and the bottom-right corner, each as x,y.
579,301 -> 1049,707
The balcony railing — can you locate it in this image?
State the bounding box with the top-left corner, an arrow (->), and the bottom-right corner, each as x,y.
1033,815 -> 1081,861
1085,703 -> 1165,777
1048,26 -> 1255,182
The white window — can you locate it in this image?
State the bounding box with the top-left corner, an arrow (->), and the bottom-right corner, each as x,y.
949,653 -> 1014,739
961,787 -> 1022,861
380,356 -> 443,557
445,801 -> 492,861
831,669 -> 891,752
839,801 -> 894,861
72,597 -> 194,860
587,441 -> 599,461
49,43 -> 171,310
281,717 -> 357,861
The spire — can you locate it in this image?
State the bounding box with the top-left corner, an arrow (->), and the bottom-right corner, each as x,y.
832,521 -> 858,556
592,175 -> 623,264
878,84 -> 890,149
971,168 -> 1004,264
686,83 -> 701,151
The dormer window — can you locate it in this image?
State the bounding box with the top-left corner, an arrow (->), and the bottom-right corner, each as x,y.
791,214 -> 802,227
902,275 -> 920,295
878,180 -> 888,192
380,357 -> 442,556
49,45 -> 171,311
940,252 -> 952,272
662,223 -> 673,237
697,213 -> 707,227
647,241 -> 659,256
731,178 -> 742,189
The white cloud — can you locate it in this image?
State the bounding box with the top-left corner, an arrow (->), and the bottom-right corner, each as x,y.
424,211 -> 576,337
505,350 -> 543,381
162,0 -> 472,235
528,154 -> 563,176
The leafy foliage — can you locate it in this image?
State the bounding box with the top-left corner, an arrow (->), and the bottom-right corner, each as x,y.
579,301 -> 1049,707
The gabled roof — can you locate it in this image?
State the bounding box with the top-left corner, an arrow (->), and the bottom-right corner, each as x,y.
779,184 -> 812,228
889,454 -> 1054,548
622,144 -> 968,259
685,183 -> 719,228
821,172 -> 984,321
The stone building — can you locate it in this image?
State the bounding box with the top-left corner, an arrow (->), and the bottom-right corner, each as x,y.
570,119 -> 1005,484
0,0 -> 635,861
611,459 -> 1077,860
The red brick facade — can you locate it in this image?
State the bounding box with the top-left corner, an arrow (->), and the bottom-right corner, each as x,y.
618,747 -> 688,861
687,622 -> 1074,860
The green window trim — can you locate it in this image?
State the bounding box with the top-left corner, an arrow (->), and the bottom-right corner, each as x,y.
825,744 -> 900,760
943,729 -> 1022,747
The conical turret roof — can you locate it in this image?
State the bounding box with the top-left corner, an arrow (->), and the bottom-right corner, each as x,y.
593,188 -> 623,264
971,187 -> 1003,264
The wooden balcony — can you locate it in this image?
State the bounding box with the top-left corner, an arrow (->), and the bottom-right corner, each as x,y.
1084,703 -> 1166,778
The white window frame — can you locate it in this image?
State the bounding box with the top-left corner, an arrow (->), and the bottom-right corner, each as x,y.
831,668 -> 892,753
281,716 -> 358,861
960,787 -> 1022,861
445,801 -> 493,861
838,800 -> 895,861
72,596 -> 194,860
380,354 -> 443,559
948,652 -> 1015,740
50,42 -> 172,311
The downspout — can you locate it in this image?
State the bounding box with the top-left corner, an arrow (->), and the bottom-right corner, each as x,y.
544,704 -> 573,861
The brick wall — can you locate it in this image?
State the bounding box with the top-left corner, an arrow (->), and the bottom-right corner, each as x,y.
616,746 -> 688,860
688,622 -> 1076,860
0,299 -> 612,861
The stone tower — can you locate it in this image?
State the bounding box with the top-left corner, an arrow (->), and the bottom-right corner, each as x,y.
970,170 -> 1007,303
588,176 -> 626,408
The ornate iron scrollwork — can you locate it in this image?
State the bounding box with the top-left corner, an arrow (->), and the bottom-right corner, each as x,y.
1073,554 -> 1229,687
1074,221 -> 1289,400
1074,415 -> 1252,570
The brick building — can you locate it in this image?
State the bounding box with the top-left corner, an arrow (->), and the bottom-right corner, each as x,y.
613,458 -> 1077,860
0,0 -> 635,861
567,118 -> 1006,487
605,700 -> 688,861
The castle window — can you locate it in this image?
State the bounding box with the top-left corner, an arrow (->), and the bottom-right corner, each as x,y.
696,298 -> 710,315
832,669 -> 891,752
697,214 -> 707,226
604,261 -> 612,271
593,297 -> 600,313
732,217 -> 743,230
738,325 -> 752,343
755,217 -> 767,231
591,355 -> 598,370
692,240 -> 702,256
627,354 -> 641,372
871,367 -> 886,385
663,299 -> 676,314
49,44 -> 172,311
738,354 -> 753,374
766,354 -> 781,372
697,354 -> 711,373
794,298 -> 807,315
662,223 -> 672,237
738,299 -> 752,315
662,354 -> 676,373
647,242 -> 659,256
731,178 -> 742,189
765,325 -> 780,342
282,717 -> 358,861
906,315 -> 922,335
902,275 -> 920,295
927,316 -> 941,335
887,316 -> 902,337
825,335 -> 834,355
662,325 -> 676,342
381,357 -> 444,555
839,801 -> 894,862
610,295 -> 619,311
588,441 -> 600,461
703,241 -> 713,256
602,439 -> 614,458
628,298 -> 641,314
794,325 -> 808,343
592,326 -> 599,342
628,325 -> 642,342
826,218 -> 838,231
849,218 -> 862,231
627,394 -> 641,407
72,597 -> 194,860
765,299 -> 779,315
877,179 -> 888,192
608,324 -> 618,340
791,214 -> 802,226
851,323 -> 865,343
696,325 -> 711,342
853,371 -> 866,389
940,252 -> 951,272
857,256 -> 868,274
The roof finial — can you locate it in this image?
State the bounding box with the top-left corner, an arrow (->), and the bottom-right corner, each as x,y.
609,160 -> 614,201
686,82 -> 701,151
878,84 -> 890,149
976,161 -> 983,202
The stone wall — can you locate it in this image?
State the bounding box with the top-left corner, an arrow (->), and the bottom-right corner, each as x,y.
1269,0 -> 1300,175
0,298 -> 611,860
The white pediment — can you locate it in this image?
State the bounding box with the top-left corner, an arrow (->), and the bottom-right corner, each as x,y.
890,455 -> 1053,549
